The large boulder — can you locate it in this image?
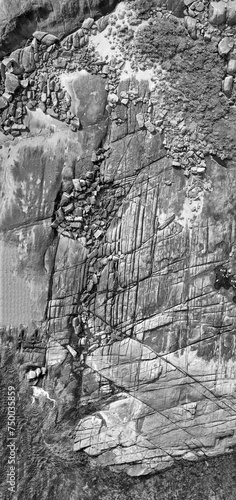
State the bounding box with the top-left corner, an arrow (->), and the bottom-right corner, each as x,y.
227,0 -> 236,25
209,1 -> 226,25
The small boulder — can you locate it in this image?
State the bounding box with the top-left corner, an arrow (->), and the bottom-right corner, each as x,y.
184,16 -> 197,39
166,0 -> 186,17
21,46 -> 35,73
26,370 -> 37,380
184,0 -> 195,6
227,58 -> 236,74
222,75 -> 234,97
209,1 -> 226,25
218,37 -> 234,56
60,192 -> 72,207
2,56 -> 22,75
46,108 -> 59,119
42,34 -> 59,46
21,78 -> 29,88
136,113 -> 145,127
70,117 -> 81,129
72,179 -> 81,190
73,32 -> 80,49
5,73 -> 20,94
227,0 -> 236,25
35,367 -> 41,377
63,202 -> 74,214
107,93 -> 119,105
96,15 -> 109,32
195,1 -> 204,12
2,92 -> 12,102
33,31 -> 59,46
145,121 -> 156,133
0,97 -> 8,110
32,31 -> 48,42
66,344 -> 77,358
82,17 -> 94,30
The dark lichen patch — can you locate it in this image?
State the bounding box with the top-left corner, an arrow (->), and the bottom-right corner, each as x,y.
214,266 -> 236,303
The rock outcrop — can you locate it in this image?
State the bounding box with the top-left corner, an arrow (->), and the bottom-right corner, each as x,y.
0,0 -> 120,58
2,0 -> 236,498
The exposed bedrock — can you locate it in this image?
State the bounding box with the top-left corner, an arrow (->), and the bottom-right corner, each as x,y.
1,1 -> 236,491
72,77 -> 236,475
0,0 -> 121,58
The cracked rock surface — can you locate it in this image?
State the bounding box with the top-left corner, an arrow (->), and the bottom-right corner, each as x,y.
2,0 -> 236,498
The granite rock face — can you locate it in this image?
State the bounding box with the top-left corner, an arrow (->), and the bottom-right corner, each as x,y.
1,0 -> 236,497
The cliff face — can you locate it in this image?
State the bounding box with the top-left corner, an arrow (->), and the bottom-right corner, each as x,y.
0,0 -> 120,57
1,0 -> 236,498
